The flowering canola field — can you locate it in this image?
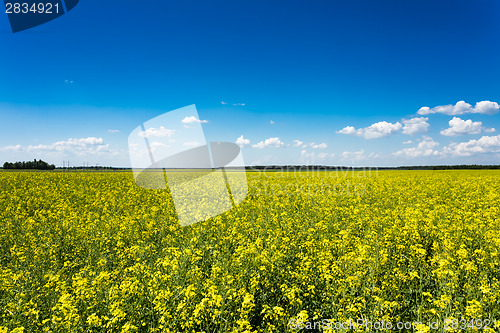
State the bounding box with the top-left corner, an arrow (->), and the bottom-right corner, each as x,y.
0,170 -> 499,332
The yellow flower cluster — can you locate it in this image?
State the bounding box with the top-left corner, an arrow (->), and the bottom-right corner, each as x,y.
0,170 -> 499,332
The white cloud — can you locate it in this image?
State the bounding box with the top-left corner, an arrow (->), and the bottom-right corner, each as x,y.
233,103 -> 245,106
341,149 -> 378,161
394,136 -> 440,158
293,140 -> 306,148
293,140 -> 327,149
235,135 -> 250,148
443,134 -> 500,157
337,126 -> 356,135
149,141 -> 168,152
342,150 -> 365,161
337,121 -> 402,139
221,101 -> 228,105
2,137 -> 111,155
138,126 -> 175,138
149,141 -> 166,147
475,101 -> 500,115
252,137 -> 285,148
301,150 -> 335,162
440,117 -> 485,136
270,120 -> 275,124
402,117 -> 429,135
1,144 -> 22,151
318,152 -> 334,159
402,140 -> 414,144
417,100 -> 499,115
108,129 -> 120,133
181,116 -> 208,124
310,142 -> 328,149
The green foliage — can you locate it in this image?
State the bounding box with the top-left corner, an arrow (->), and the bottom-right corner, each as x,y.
0,171 -> 499,332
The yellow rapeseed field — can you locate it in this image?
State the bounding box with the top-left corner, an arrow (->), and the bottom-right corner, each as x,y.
0,170 -> 499,332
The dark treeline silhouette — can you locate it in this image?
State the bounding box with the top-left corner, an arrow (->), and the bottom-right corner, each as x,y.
3,163 -> 499,171
3,159 -> 55,170
245,164 -> 500,171
60,166 -> 127,170
385,164 -> 500,170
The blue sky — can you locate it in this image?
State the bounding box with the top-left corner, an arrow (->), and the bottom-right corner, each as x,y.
1,0 -> 500,167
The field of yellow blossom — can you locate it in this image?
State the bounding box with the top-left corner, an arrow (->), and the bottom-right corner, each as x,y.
1,169 -> 500,332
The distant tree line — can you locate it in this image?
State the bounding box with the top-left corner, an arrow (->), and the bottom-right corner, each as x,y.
245,165 -> 376,171
61,166 -> 126,170
3,159 -> 55,170
385,164 -> 500,170
244,164 -> 500,171
3,162 -> 499,171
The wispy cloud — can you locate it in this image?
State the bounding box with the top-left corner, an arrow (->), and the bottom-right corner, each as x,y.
2,137 -> 111,155
221,101 -> 245,106
301,150 -> 335,162
341,149 -> 378,161
293,140 -> 328,149
2,144 -> 22,151
293,140 -> 306,148
310,142 -> 328,149
108,129 -> 120,133
138,126 -> 175,138
149,141 -> 168,152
